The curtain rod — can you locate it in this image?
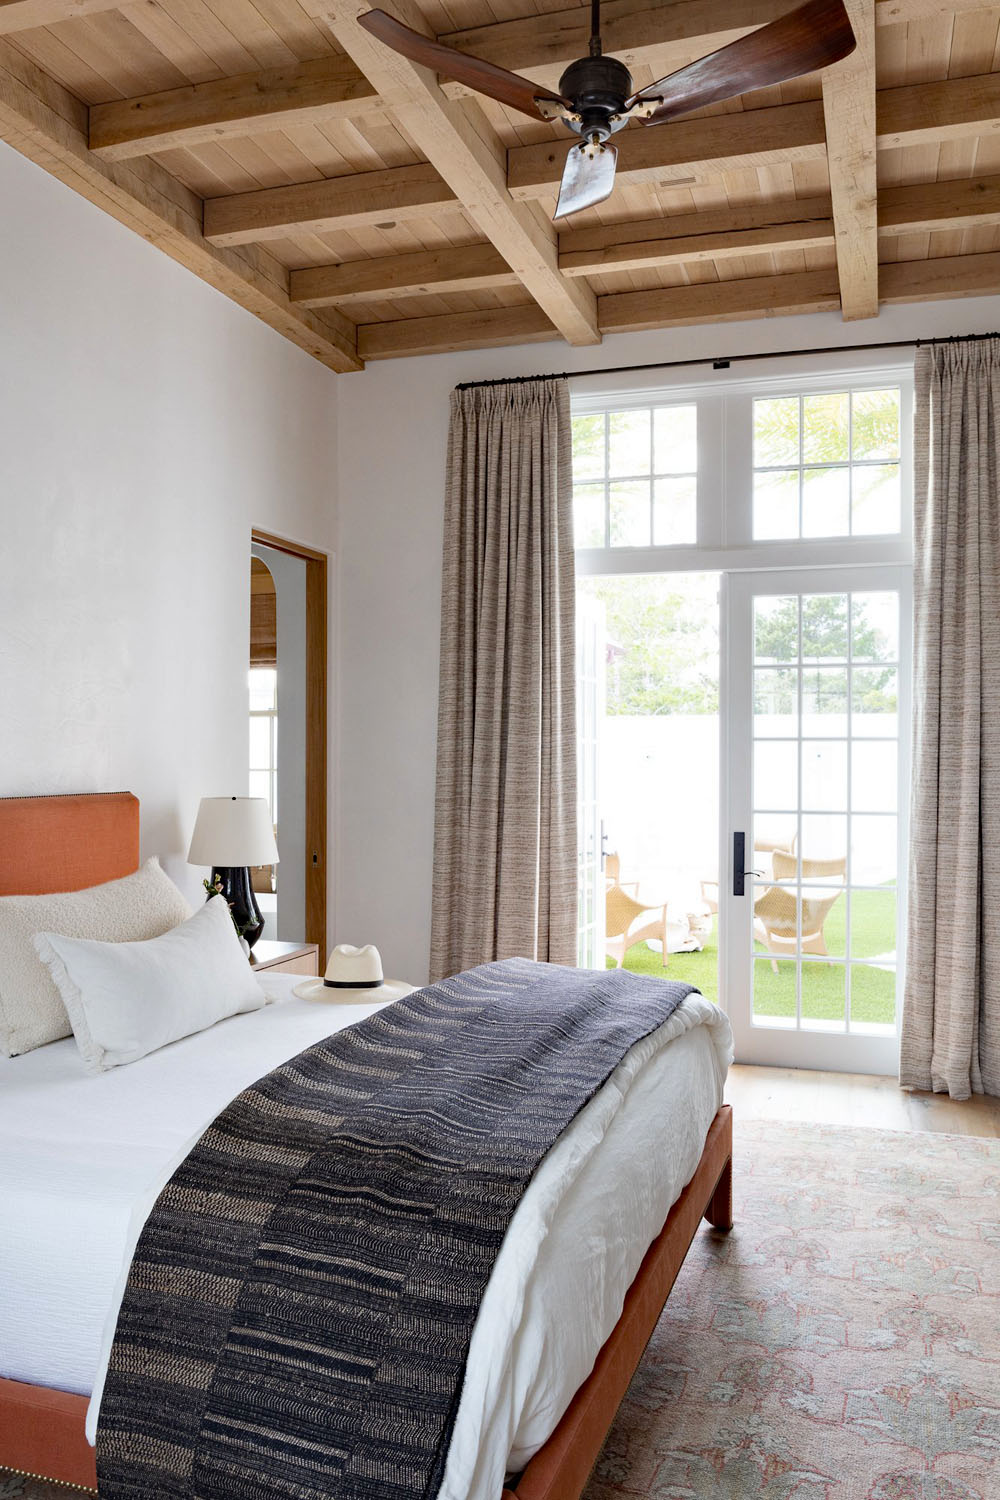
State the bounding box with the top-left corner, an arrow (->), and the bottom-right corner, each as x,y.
453,330 -> 1000,391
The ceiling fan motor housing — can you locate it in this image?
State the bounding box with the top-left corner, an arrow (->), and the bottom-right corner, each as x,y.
558,53 -> 634,142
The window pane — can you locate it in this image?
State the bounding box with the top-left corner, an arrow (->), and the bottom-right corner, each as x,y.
802,740 -> 848,812
754,596 -> 799,663
801,959 -> 846,1029
608,409 -> 651,476
852,667 -> 898,736
850,963 -> 896,1026
249,770 -> 271,804
574,482 -> 605,547
753,957 -> 797,1026
802,466 -> 850,537
802,391 -> 849,464
852,389 -> 900,461
852,593 -> 899,663
754,740 -> 798,810
852,741 -> 897,812
572,413 -> 605,481
754,667 -> 798,733
753,816 -> 798,875
609,480 -> 650,546
654,404 -> 697,473
653,475 -> 696,544
852,464 -> 901,535
248,668 -> 276,711
802,888 -> 846,957
851,815 -> 896,885
801,594 -> 849,661
800,813 -> 848,863
753,469 -> 799,539
249,717 -> 271,770
850,888 -> 896,961
801,668 -> 848,732
754,396 -> 799,466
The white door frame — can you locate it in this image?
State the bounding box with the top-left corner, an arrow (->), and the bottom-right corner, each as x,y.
720,564 -> 912,1074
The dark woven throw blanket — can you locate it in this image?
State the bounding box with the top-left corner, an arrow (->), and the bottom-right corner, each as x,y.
97,958 -> 696,1500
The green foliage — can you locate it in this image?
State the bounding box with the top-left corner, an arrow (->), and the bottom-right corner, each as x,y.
583,574 -> 719,715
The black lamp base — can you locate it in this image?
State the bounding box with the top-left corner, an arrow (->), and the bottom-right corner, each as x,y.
210,866 -> 265,949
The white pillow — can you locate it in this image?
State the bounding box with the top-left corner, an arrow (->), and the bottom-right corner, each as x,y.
0,857 -> 192,1057
33,895 -> 267,1072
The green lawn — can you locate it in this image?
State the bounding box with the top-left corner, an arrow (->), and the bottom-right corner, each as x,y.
612,885 -> 896,1026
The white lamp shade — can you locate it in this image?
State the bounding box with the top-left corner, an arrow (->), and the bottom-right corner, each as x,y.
187,797 -> 279,867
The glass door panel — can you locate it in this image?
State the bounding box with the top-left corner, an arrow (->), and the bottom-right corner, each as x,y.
723,567 -> 910,1072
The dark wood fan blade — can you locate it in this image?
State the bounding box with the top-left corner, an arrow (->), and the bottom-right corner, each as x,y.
554,143 -> 618,220
629,0 -> 855,125
358,10 -> 570,121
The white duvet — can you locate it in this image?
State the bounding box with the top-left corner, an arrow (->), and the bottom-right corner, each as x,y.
0,974 -> 732,1500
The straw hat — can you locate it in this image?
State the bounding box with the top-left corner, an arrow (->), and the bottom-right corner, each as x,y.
293,943 -> 413,1004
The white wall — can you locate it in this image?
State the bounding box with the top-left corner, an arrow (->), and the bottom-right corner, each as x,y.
0,144 -> 339,936
336,291 -> 1000,984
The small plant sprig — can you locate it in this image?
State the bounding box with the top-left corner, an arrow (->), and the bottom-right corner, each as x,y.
203,875 -> 256,939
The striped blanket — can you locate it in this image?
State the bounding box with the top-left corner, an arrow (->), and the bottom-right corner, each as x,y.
97,958 -> 695,1500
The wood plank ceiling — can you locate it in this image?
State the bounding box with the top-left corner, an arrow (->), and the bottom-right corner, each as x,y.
3,0 -> 1000,371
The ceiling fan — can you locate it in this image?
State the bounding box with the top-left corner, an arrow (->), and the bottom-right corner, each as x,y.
358,0 -> 855,219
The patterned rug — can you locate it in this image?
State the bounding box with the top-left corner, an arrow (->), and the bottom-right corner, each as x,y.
3,1121 -> 998,1500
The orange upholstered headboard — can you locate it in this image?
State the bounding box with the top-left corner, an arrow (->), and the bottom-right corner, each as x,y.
0,792 -> 140,896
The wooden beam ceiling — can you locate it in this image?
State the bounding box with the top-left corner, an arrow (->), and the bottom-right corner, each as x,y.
358,249 -> 1000,360
821,0 -> 878,321
319,0 -> 599,348
0,37 -> 361,373
290,243 -> 519,306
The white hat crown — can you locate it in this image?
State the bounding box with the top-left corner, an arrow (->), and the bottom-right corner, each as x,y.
323,943 -> 384,990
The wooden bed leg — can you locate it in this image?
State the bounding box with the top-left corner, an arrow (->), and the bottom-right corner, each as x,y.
704,1156 -> 733,1231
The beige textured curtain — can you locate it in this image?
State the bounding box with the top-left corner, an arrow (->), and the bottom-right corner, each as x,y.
429,378 -> 577,982
900,339 -> 1000,1099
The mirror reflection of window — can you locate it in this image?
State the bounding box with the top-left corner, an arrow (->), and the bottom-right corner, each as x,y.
249,556 -> 278,936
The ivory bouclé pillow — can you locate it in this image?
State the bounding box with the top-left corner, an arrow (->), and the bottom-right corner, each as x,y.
0,857 -> 191,1057
33,894 -> 267,1071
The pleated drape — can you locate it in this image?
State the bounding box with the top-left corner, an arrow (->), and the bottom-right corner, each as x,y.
429,379 -> 577,982
900,339 -> 1000,1099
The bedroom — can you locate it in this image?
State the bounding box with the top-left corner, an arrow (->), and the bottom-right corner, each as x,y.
1,0 -> 999,1495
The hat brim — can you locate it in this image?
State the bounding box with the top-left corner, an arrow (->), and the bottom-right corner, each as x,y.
292,978 -> 414,1005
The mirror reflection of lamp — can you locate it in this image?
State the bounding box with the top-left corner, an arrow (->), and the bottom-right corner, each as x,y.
187,796 -> 279,950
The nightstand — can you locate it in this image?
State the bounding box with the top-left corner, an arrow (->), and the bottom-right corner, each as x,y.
249,941 -> 319,977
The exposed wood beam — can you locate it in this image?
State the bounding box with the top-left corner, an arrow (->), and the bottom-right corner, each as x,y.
204,162 -> 458,246
0,0 -> 120,36
320,0 -> 599,347
822,0 -> 878,321
359,302 -> 556,359
559,196 -> 835,276
509,71 -> 1000,201
290,242 -> 517,306
508,100 -> 828,199
0,38 -> 360,372
359,248 -> 1000,360
878,173 -> 1000,235
89,56 -> 379,161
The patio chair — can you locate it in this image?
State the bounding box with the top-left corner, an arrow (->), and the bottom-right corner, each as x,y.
604,851 -> 638,896
753,850 -> 846,972
606,883 -> 668,969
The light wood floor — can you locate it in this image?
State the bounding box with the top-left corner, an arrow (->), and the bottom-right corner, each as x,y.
725,1065 -> 1000,1137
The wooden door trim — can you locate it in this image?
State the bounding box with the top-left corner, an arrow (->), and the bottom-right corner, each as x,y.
252,529 -> 327,959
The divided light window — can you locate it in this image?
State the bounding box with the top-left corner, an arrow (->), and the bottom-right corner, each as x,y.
753,388 -> 901,541
573,404 -> 697,549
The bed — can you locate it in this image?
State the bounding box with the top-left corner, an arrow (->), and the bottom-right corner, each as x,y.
0,792 -> 734,1499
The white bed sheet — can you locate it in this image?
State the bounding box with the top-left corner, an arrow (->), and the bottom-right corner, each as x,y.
0,974 -> 731,1500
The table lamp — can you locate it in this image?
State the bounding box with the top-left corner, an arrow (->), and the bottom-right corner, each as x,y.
187,796 -> 279,950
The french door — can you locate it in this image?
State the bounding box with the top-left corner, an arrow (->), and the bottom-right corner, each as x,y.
721,566 -> 911,1073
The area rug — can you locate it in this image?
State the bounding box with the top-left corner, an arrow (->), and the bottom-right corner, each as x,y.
3,1122 -> 999,1500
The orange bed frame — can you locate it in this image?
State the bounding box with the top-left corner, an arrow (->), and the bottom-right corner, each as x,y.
0,792 -> 733,1498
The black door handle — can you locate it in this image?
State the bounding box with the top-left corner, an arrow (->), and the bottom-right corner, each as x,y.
733,832 -> 746,896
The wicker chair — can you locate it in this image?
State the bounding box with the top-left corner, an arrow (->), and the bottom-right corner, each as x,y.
606,883 -> 668,969
753,849 -> 846,972
604,851 -> 638,896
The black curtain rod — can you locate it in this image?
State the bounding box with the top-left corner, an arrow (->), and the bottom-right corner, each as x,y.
453,330 -> 1000,391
